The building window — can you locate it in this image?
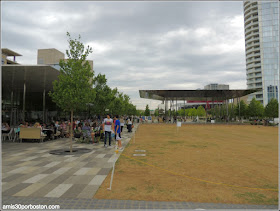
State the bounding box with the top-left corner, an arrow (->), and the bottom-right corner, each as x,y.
267,85 -> 278,102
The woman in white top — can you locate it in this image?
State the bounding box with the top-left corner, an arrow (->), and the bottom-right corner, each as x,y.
127,118 -> 132,132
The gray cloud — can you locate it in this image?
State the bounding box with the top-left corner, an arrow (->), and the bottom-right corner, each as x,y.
2,1 -> 246,109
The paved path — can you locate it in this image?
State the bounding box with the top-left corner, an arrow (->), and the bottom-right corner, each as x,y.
2,123 -> 277,210
2,126 -> 135,200
2,195 -> 277,210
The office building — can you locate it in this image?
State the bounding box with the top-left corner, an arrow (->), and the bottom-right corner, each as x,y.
243,1 -> 279,106
204,83 -> 229,90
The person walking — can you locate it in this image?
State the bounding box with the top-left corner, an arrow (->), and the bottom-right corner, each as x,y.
120,116 -> 125,133
127,117 -> 132,132
114,115 -> 123,150
102,114 -> 114,148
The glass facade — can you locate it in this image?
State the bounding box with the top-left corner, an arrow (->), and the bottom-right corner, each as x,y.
259,1 -> 279,106
244,1 -> 279,106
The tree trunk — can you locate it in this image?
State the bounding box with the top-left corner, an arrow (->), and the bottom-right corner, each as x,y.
70,110 -> 73,153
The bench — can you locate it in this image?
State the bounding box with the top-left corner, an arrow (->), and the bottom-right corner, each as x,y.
19,127 -> 46,143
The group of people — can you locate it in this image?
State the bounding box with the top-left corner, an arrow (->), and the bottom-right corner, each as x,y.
5,115 -> 135,146
2,122 -> 11,133
102,114 -> 135,150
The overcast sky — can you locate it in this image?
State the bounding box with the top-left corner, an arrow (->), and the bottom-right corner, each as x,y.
2,1 -> 246,110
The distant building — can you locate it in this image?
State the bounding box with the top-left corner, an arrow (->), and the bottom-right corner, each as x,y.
2,48 -> 94,125
2,48 -> 22,64
204,83 -> 229,90
37,48 -> 94,72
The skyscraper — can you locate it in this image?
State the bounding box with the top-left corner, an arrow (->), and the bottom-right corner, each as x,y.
243,1 -> 279,106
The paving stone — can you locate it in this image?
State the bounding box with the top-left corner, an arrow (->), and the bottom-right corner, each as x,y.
89,175 -> 107,185
20,156 -> 38,161
108,155 -> 120,163
85,167 -> 101,175
60,184 -> 87,198
2,174 -> 25,183
3,183 -> 31,196
49,174 -> 72,185
52,167 -> 72,175
77,185 -> 99,199
44,161 -> 61,168
13,183 -> 46,197
73,167 -> 92,175
2,182 -> 20,192
63,175 -> 94,185
104,154 -> 114,158
20,166 -> 41,174
36,174 -> 61,184
45,184 -> 73,198
11,152 -> 27,156
64,156 -> 79,162
41,154 -> 52,157
95,153 -> 106,158
97,168 -> 112,175
22,174 -> 49,183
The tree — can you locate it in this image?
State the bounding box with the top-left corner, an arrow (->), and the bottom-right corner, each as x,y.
92,74 -> 112,115
247,98 -> 264,118
144,104 -> 150,116
154,108 -> 159,116
188,108 -> 197,118
197,106 -> 206,117
49,32 -> 95,152
235,100 -> 248,118
265,98 -> 278,118
136,110 -> 144,116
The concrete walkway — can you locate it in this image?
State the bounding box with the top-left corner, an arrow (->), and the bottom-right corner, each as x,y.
2,123 -> 277,210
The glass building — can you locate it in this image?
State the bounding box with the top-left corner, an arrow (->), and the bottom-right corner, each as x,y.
243,1 -> 279,106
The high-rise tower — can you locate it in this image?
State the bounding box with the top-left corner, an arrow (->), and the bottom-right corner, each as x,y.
243,1 -> 279,106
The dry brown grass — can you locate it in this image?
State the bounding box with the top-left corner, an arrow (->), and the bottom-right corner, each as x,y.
94,124 -> 278,204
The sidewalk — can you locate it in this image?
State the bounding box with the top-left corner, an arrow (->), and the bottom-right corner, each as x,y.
2,125 -> 136,201
2,123 -> 277,210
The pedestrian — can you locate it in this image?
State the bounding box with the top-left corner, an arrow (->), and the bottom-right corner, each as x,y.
120,116 -> 125,133
113,116 -> 117,140
114,115 -> 123,150
127,117 -> 132,132
102,114 -> 114,148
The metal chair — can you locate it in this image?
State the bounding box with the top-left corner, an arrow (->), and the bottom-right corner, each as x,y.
2,128 -> 13,142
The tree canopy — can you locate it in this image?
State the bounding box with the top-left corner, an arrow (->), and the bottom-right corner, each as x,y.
49,32 -> 95,112
247,98 -> 264,118
91,73 -> 137,116
265,98 -> 278,118
144,104 -> 150,116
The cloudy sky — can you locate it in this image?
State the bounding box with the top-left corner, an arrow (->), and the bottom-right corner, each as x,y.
2,1 -> 246,109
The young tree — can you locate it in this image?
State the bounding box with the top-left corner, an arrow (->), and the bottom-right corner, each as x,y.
197,105 -> 206,117
154,108 -> 159,116
49,32 -> 95,152
247,98 -> 264,118
234,100 -> 248,118
144,104 -> 150,116
265,98 -> 279,118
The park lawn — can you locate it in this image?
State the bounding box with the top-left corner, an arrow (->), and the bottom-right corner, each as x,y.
94,124 -> 278,205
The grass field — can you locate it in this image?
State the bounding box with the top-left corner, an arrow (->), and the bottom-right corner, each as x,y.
95,124 -> 278,205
